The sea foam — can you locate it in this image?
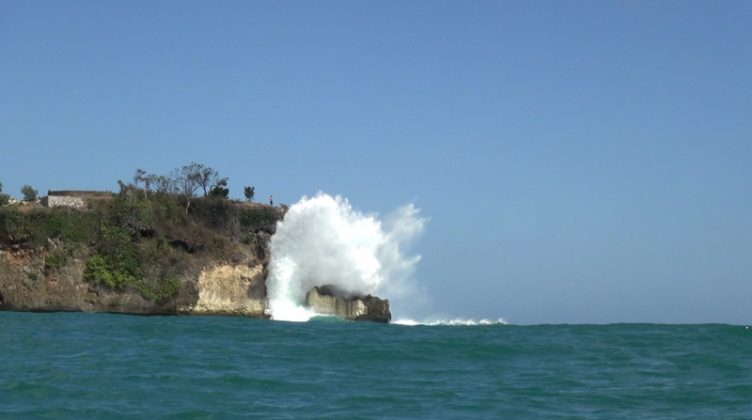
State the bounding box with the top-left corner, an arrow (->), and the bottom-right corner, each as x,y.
392,318 -> 507,326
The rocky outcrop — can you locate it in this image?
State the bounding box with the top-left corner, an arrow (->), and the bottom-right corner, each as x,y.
0,247 -> 393,322
0,198 -> 282,317
0,249 -> 269,316
179,264 -> 267,317
0,249 -> 196,314
305,285 -> 391,323
0,199 -> 393,323
0,250 -> 90,312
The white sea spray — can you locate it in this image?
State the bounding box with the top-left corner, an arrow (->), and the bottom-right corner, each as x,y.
392,318 -> 507,326
266,193 -> 425,322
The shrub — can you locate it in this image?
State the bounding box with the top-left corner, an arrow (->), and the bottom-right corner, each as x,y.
209,178 -> 229,198
0,207 -> 99,247
84,255 -> 136,289
0,209 -> 27,243
31,209 -> 98,245
244,186 -> 255,202
21,185 -> 38,202
239,206 -> 279,231
44,246 -> 71,274
105,194 -> 153,233
84,251 -> 181,302
135,277 -> 180,302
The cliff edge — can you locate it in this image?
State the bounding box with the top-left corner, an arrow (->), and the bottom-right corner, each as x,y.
0,191 -> 391,322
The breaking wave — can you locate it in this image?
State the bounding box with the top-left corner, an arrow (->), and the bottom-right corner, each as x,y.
392,318 -> 507,326
266,193 -> 426,322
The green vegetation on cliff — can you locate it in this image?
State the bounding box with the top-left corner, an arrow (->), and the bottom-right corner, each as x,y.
0,206 -> 98,247
0,186 -> 282,303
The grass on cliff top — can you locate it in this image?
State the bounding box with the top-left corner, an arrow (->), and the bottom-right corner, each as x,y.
0,191 -> 282,302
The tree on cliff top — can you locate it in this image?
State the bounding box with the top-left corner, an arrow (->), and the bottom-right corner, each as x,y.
244,186 -> 255,202
122,163 -> 226,212
184,162 -> 219,197
21,185 -> 38,202
172,165 -> 199,199
150,175 -> 175,194
133,169 -> 146,189
134,168 -> 149,198
171,163 -> 207,213
209,177 -> 230,199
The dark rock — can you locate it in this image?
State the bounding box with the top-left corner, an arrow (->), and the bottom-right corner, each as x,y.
305,285 -> 391,323
169,239 -> 196,253
138,226 -> 155,238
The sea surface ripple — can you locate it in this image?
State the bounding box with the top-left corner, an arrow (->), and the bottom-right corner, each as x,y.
1,312 -> 751,418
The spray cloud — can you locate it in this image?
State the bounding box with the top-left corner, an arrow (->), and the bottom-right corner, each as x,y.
266,193 -> 425,322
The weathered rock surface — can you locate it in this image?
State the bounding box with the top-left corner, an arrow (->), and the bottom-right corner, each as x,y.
305,285 -> 391,323
0,250 -> 197,315
179,264 -> 267,317
0,252 -> 91,312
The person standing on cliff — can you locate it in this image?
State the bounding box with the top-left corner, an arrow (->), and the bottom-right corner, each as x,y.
269,195 -> 274,206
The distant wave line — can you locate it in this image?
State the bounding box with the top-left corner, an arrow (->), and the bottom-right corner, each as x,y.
392,318 -> 507,326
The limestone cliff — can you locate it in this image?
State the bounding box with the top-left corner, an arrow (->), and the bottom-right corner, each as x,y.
0,194 -> 392,323
0,247 -> 197,314
0,248 -> 271,317
179,264 -> 267,317
0,194 -> 279,317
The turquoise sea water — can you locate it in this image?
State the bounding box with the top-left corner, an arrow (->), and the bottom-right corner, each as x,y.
1,312 -> 751,418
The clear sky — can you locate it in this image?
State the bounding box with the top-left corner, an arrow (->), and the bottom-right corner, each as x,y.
2,1 -> 750,324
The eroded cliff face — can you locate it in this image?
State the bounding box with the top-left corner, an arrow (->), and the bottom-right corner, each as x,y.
0,248 -> 272,316
0,249 -> 91,312
0,247 -> 197,314
180,264 -> 267,317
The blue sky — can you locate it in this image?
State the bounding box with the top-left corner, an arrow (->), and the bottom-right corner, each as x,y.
1,1 -> 750,323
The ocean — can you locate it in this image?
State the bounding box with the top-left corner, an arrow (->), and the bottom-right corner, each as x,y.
1,312 -> 750,418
